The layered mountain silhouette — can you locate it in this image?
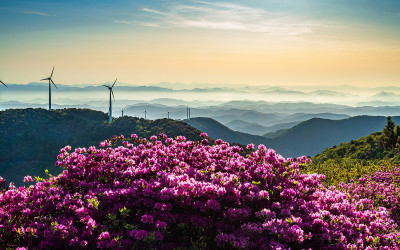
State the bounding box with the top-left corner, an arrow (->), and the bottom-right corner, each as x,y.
1,108 -> 399,187
185,116 -> 400,157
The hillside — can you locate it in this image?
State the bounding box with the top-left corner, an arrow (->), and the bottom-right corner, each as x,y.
269,116 -> 400,157
0,108 -> 205,186
313,119 -> 400,165
305,117 -> 400,186
3,109 -> 399,186
184,117 -> 266,145
185,116 -> 400,157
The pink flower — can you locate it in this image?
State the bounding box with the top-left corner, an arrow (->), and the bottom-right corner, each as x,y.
22,208 -> 31,215
246,144 -> 255,150
200,132 -> 208,138
98,231 -> 110,240
23,175 -> 34,183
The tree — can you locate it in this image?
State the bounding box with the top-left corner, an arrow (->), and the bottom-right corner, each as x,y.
381,116 -> 397,150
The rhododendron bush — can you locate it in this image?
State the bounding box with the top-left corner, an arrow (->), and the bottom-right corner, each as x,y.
339,167 -> 400,227
1,133 -> 400,249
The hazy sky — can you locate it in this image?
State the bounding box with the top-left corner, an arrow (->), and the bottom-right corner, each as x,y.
1,0 -> 399,86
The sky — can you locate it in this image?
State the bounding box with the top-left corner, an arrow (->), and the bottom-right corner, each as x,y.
0,0 -> 400,87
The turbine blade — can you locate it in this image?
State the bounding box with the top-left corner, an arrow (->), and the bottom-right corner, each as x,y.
41,78 -> 48,81
50,67 -> 54,78
111,90 -> 115,101
51,79 -> 58,89
0,81 -> 7,87
102,85 -> 109,88
112,78 -> 117,88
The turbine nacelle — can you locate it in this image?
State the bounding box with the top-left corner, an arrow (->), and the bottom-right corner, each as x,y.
40,67 -> 58,89
103,78 -> 117,101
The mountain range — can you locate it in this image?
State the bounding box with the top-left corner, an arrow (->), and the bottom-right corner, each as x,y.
4,83 -> 400,139
185,116 -> 400,157
1,108 -> 399,186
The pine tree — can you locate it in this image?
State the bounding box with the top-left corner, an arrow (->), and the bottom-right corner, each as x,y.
381,116 -> 396,150
395,125 -> 400,148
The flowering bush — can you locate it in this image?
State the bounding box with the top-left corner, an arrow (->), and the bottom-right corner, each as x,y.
339,167 -> 400,226
0,133 -> 399,249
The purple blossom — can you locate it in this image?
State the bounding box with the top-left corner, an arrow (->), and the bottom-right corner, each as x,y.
23,175 -> 34,183
200,132 -> 208,138
0,133 -> 399,249
246,144 -> 254,150
155,220 -> 167,229
141,214 -> 154,224
98,231 -> 110,240
129,230 -> 148,240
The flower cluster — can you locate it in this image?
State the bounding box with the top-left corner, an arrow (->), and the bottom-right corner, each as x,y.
339,167 -> 400,226
0,134 -> 399,249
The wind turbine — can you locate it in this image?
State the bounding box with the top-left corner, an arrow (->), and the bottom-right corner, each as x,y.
167,111 -> 170,119
103,78 -> 117,123
143,107 -> 148,120
40,67 -> 58,110
121,108 -> 125,117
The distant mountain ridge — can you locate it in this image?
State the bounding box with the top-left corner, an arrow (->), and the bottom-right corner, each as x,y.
185,117 -> 267,145
185,116 -> 400,157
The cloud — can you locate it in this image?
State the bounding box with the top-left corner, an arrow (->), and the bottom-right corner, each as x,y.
20,10 -> 55,17
142,8 -> 169,16
0,7 -> 55,17
134,1 -> 328,36
141,23 -> 160,27
114,20 -> 137,25
113,20 -> 159,27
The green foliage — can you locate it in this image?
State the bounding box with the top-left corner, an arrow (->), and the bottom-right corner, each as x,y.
381,116 -> 397,150
304,160 -> 392,187
313,127 -> 400,166
309,117 -> 400,186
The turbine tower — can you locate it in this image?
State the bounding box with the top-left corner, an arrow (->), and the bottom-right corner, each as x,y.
0,80 -> 7,111
186,106 -> 191,121
40,67 -> 58,110
121,108 -> 125,117
103,78 -> 117,123
144,107 -> 147,120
